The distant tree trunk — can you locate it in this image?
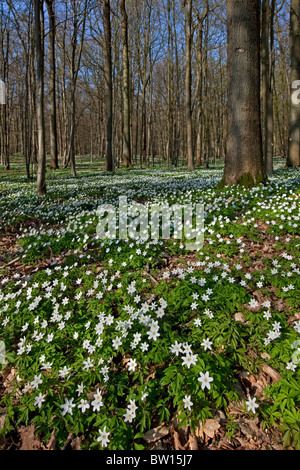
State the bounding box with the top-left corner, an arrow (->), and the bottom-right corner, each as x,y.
185,0 -> 194,171
203,13 -> 209,169
287,0 -> 300,168
221,0 -> 264,187
24,52 -> 32,179
103,0 -> 114,172
35,0 -> 46,196
194,1 -> 208,168
173,0 -> 180,167
0,9 -> 9,170
61,0 -> 87,177
195,16 -> 204,169
59,5 -> 68,168
45,0 -> 58,170
167,0 -> 172,168
30,26 -> 37,167
140,2 -> 151,168
69,84 -> 77,178
120,0 -> 131,168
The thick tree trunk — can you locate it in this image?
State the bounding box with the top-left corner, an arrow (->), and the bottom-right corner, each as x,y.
222,0 -> 264,187
287,0 -> 300,168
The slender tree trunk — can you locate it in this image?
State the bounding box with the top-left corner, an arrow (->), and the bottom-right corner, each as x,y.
287,0 -> 300,167
24,56 -> 31,179
262,0 -> 274,175
30,25 -> 37,167
103,0 -> 114,172
0,13 -> 9,170
195,2 -> 208,168
203,14 -> 209,169
195,19 -> 203,169
35,0 -> 46,196
173,0 -> 180,167
67,2 -> 78,178
120,0 -> 131,168
45,0 -> 58,170
167,0 -> 172,169
221,0 -> 264,187
185,0 -> 194,171
69,87 -> 77,177
140,3 -> 151,168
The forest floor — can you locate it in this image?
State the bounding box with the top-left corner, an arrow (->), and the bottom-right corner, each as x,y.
0,158 -> 299,451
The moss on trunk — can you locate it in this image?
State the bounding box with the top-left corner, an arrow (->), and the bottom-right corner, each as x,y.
218,172 -> 266,189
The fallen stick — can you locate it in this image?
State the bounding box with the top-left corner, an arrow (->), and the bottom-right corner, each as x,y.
1,257 -> 20,268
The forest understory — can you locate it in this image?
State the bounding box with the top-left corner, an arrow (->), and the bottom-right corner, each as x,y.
0,159 -> 299,451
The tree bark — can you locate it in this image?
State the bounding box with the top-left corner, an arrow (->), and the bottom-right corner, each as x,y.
185,0 -> 194,171
287,0 -> 300,167
262,0 -> 274,175
120,0 -> 132,168
35,0 -> 46,196
0,10 -> 9,170
221,0 -> 264,187
103,0 -> 114,172
45,0 -> 58,170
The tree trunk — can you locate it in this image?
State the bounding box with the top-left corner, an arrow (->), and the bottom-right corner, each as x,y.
167,0 -> 173,169
120,0 -> 131,168
287,0 -> 300,168
221,0 -> 264,187
262,0 -> 274,175
0,12 -> 9,170
103,0 -> 114,172
195,2 -> 208,168
185,0 -> 194,171
35,0 -> 46,196
45,0 -> 58,170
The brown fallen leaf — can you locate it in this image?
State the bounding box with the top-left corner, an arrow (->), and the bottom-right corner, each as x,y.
274,299 -> 285,312
238,419 -> 258,440
46,428 -> 56,450
195,423 -> 204,441
262,363 -> 281,382
145,369 -> 156,383
260,352 -> 271,360
148,441 -> 168,450
62,432 -> 75,450
203,419 -> 220,439
173,429 -> 185,450
19,424 -> 42,450
143,425 -> 169,444
71,436 -> 82,450
171,413 -> 189,441
218,439 -> 235,450
235,436 -> 257,450
234,312 -> 245,323
188,434 -> 198,450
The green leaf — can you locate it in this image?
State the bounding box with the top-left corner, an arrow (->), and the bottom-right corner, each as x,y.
134,443 -> 145,450
282,430 -> 291,449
